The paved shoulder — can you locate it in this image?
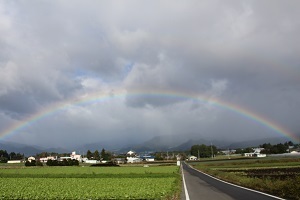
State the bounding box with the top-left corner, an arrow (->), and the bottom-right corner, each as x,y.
181,162 -> 283,200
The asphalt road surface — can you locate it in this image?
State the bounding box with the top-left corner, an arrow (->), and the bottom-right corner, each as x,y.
181,162 -> 283,200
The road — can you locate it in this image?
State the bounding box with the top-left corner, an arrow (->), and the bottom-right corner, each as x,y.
181,162 -> 283,200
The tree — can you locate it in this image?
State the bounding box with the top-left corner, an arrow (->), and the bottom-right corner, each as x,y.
154,152 -> 163,160
190,144 -> 217,158
94,150 -> 100,160
0,150 -> 9,163
101,148 -> 106,159
101,148 -> 112,161
86,150 -> 93,159
235,148 -> 243,154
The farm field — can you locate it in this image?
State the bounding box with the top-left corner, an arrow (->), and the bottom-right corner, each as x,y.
190,157 -> 300,200
0,165 -> 181,199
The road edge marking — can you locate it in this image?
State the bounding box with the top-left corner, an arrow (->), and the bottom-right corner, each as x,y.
188,163 -> 284,200
181,163 -> 190,200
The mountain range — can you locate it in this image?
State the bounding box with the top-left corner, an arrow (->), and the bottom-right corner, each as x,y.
0,135 -> 293,156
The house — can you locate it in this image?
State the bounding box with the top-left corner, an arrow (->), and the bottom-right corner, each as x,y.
84,159 -> 99,164
127,157 -> 143,163
126,150 -> 143,163
254,154 -> 266,158
244,148 -> 266,158
28,156 -> 35,163
40,156 -> 56,163
56,151 -> 82,162
140,155 -> 155,162
114,158 -> 126,164
7,160 -> 22,164
70,151 -> 82,162
188,156 -> 198,161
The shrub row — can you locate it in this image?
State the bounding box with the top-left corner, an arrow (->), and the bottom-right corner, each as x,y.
46,159 -> 79,166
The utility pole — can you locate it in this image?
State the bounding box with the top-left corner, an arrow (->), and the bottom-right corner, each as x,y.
211,143 -> 213,159
197,149 -> 200,160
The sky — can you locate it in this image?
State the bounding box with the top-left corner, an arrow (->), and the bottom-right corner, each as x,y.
0,0 -> 300,148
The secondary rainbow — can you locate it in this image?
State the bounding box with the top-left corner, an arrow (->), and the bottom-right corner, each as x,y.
0,89 -> 299,143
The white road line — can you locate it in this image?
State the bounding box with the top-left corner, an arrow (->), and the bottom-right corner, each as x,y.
188,164 -> 284,200
181,163 -> 190,200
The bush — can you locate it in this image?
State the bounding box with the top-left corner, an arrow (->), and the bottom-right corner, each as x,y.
90,162 -> 119,167
36,161 -> 43,166
46,159 -> 79,166
25,160 -> 36,167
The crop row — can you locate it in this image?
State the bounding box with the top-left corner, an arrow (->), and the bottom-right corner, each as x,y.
0,166 -> 179,175
0,173 -> 177,178
0,177 -> 178,199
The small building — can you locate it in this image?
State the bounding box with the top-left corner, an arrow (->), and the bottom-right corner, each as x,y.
70,151 -> 82,162
7,160 -> 22,164
127,157 -> 143,163
188,156 -> 198,161
114,158 -> 126,164
254,153 -> 266,158
140,155 -> 155,162
126,150 -> 143,163
40,156 -> 56,163
28,156 -> 35,163
84,159 -> 99,164
244,148 -> 266,158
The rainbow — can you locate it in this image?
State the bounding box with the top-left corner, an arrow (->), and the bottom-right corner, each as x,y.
0,89 -> 299,143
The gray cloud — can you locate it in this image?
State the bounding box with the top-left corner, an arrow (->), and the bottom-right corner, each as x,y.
0,0 -> 299,147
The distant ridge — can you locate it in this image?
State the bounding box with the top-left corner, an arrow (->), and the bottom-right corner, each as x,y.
0,141 -> 70,156
227,136 -> 293,149
0,135 -> 295,156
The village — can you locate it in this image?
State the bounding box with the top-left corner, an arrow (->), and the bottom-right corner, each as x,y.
2,140 -> 299,165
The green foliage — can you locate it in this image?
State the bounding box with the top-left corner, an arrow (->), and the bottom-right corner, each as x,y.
36,161 -> 43,166
93,150 -> 100,160
25,160 -> 43,167
90,162 -> 119,167
25,160 -> 44,167
0,166 -> 180,199
190,144 -> 217,158
101,148 -> 112,160
154,152 -> 164,160
0,150 -> 9,163
25,160 -> 34,166
86,150 -> 92,159
259,141 -> 293,154
46,159 -> 79,166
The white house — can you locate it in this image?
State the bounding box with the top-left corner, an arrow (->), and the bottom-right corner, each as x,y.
28,156 -> 35,163
7,160 -> 22,164
188,156 -> 198,161
84,159 -> 99,164
40,156 -> 56,163
244,148 -> 266,158
70,151 -> 82,162
126,150 -> 143,163
127,157 -> 143,163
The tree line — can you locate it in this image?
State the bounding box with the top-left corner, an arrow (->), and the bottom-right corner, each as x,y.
190,144 -> 217,158
86,148 -> 112,160
234,141 -> 296,154
259,141 -> 295,154
0,150 -> 24,163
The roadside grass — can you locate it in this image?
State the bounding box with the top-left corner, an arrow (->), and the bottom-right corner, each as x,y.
191,157 -> 300,200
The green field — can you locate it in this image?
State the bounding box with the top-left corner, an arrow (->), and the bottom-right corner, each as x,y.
189,157 -> 300,200
0,165 -> 181,199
